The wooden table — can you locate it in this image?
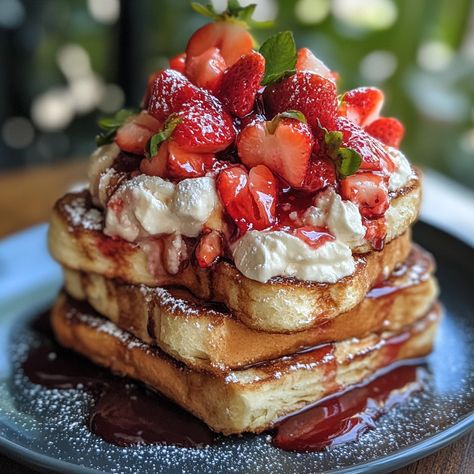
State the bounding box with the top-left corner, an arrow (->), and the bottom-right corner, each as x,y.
0,162 -> 472,473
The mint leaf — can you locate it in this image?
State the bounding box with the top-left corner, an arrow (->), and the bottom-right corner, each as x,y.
148,116 -> 182,157
96,109 -> 135,146
259,31 -> 297,85
337,147 -> 361,178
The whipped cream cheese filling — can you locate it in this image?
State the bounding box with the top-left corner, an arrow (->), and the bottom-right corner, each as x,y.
303,188 -> 366,248
232,230 -> 355,283
88,143 -> 120,207
387,147 -> 416,192
104,175 -> 218,241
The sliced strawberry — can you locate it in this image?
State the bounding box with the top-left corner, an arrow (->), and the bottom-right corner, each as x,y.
340,172 -> 389,219
115,111 -> 162,155
336,116 -> 395,173
147,69 -> 207,121
186,21 -> 253,68
185,47 -> 227,93
296,48 -> 335,82
171,98 -> 235,153
195,230 -> 223,268
365,117 -> 405,148
300,156 -> 337,193
216,165 -> 277,233
139,142 -> 169,177
237,117 -> 313,188
363,217 -> 387,251
339,87 -> 384,127
218,51 -> 265,118
167,142 -> 215,179
264,72 -> 338,132
293,226 -> 335,249
169,52 -> 186,73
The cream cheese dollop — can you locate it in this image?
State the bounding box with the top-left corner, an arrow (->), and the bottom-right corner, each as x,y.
232,230 -> 355,283
303,188 -> 366,248
88,143 -> 120,207
104,175 -> 218,241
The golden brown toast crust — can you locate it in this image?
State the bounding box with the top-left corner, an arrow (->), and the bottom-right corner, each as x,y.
49,192 -> 413,332
63,245 -> 438,373
51,294 -> 440,435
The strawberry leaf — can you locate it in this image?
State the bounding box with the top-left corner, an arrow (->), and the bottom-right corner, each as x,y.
279,110 -> 307,123
96,109 -> 136,146
147,116 -> 182,157
337,147 -> 361,178
259,31 -> 297,86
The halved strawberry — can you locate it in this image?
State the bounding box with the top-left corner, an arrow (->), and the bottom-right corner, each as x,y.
139,142 -> 169,177
237,117 -> 313,188
115,111 -> 162,155
264,72 -> 338,132
216,164 -> 277,233
169,52 -> 186,73
171,98 -> 235,153
185,47 -> 227,93
195,230 -> 223,268
296,48 -> 335,82
147,69 -> 206,121
300,156 -> 337,193
186,21 -> 254,68
363,217 -> 387,251
167,142 -> 215,179
365,117 -> 405,148
336,116 -> 395,173
340,172 -> 389,219
218,51 -> 265,118
293,226 -> 335,249
339,87 -> 384,127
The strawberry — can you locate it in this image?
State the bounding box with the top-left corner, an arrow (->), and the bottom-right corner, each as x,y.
143,70 -> 162,108
171,98 -> 235,153
263,72 -> 338,132
216,165 -> 277,233
140,142 -> 169,177
218,51 -> 265,118
339,87 -> 384,127
293,226 -> 335,249
169,52 -> 186,73
336,116 -> 395,173
167,142 -> 215,179
365,117 -> 405,148
186,21 -> 253,68
237,117 -> 313,188
115,111 -> 162,155
363,217 -> 387,251
147,69 -> 206,121
296,48 -> 335,82
195,230 -> 223,268
340,172 -> 389,219
185,47 -> 227,93
300,156 -> 337,193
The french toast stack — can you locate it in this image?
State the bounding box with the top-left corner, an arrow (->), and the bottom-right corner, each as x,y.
47,3 -> 440,437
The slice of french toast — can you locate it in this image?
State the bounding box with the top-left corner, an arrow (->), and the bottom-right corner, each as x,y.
49,192 -> 414,332
62,245 -> 438,373
51,293 -> 440,435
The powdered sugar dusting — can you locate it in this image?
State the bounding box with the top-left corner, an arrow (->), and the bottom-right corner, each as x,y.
63,195 -> 103,231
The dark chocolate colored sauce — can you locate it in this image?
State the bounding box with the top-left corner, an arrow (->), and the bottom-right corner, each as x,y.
22,311 -> 216,448
22,311 -> 426,451
272,364 -> 426,452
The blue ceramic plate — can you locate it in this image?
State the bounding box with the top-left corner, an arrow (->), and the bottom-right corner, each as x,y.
0,222 -> 472,474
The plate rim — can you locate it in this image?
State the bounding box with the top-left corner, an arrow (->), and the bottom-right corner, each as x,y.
0,221 -> 473,474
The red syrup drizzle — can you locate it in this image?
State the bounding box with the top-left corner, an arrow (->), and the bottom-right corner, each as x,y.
22,311 -> 217,448
272,363 -> 426,452
22,311 -> 427,451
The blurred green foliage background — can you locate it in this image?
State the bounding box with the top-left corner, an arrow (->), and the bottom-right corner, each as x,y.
0,0 -> 473,188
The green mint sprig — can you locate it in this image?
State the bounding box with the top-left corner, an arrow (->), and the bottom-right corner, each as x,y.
96,109 -> 136,146
147,116 -> 182,158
